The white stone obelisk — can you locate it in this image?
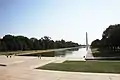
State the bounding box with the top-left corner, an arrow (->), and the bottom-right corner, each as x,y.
86,32 -> 89,51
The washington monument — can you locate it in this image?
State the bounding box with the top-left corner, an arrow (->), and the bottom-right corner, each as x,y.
86,32 -> 89,51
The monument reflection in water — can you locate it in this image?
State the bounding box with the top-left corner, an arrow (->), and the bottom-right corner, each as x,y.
54,48 -> 87,59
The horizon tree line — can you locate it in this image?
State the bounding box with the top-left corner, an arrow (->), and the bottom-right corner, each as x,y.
0,35 -> 80,51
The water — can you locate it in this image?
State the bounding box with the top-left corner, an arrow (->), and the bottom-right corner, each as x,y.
55,48 -> 87,59
21,48 -> 88,59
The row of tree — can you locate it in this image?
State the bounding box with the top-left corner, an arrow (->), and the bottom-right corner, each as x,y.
0,35 -> 79,51
91,24 -> 120,51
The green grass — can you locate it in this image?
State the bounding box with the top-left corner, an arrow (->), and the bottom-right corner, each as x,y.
37,61 -> 120,74
0,47 -> 79,56
0,50 -> 35,55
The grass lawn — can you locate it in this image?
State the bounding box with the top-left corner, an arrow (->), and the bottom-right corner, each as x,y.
0,50 -> 36,55
0,47 -> 78,56
0,50 -> 55,56
36,61 -> 120,74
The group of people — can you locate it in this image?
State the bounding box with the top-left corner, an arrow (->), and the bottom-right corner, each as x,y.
5,53 -> 16,58
6,55 -> 12,58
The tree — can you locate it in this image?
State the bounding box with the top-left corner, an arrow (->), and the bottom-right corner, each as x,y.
91,39 -> 101,48
0,35 -> 80,51
91,24 -> 120,51
30,38 -> 40,50
0,40 -> 7,51
2,35 -> 17,51
40,36 -> 52,49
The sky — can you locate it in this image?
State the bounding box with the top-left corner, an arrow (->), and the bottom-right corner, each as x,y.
0,0 -> 120,44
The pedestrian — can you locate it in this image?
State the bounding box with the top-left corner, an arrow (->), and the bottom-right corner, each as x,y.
6,55 -> 8,58
10,55 -> 11,58
38,54 -> 41,59
39,54 -> 41,59
83,56 -> 85,59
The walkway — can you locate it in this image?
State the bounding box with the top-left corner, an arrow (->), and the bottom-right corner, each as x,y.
0,56 -> 120,80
